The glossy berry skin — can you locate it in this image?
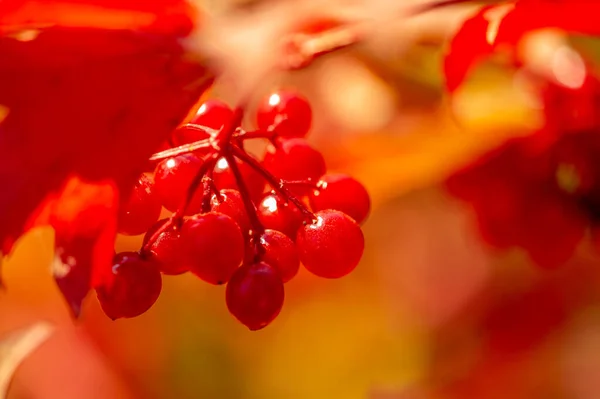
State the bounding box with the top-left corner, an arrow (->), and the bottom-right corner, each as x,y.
309,174 -> 371,224
95,252 -> 162,320
257,193 -> 304,239
226,262 -> 285,330
256,91 -> 312,138
263,139 -> 326,186
190,99 -> 233,130
296,210 -> 364,278
142,219 -> 189,275
259,230 -> 300,283
211,190 -> 251,236
118,174 -> 162,235
153,154 -> 204,214
213,157 -> 265,201
182,212 -> 245,285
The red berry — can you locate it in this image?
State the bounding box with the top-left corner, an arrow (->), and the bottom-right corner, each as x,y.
213,156 -> 265,201
210,189 -> 251,236
118,174 -> 162,235
153,154 -> 204,214
296,210 -> 364,278
263,139 -> 326,191
309,174 -> 370,224
256,90 -> 312,138
95,252 -> 162,320
257,193 -> 304,239
226,262 -> 285,330
142,219 -> 189,275
170,124 -> 211,148
182,212 -> 245,285
259,230 -> 300,283
190,99 -> 233,130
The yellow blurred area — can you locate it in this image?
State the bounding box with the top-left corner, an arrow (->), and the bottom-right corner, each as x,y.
4,31 -> 600,399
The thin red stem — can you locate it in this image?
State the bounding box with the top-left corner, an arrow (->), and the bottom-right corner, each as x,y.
141,218 -> 181,255
174,156 -> 218,219
215,107 -> 244,149
224,152 -> 265,237
141,155 -> 217,254
282,179 -> 319,189
200,175 -> 214,214
231,145 -> 315,221
149,138 -> 212,162
224,151 -> 266,263
234,129 -> 275,141
408,0 -> 489,15
206,168 -> 220,203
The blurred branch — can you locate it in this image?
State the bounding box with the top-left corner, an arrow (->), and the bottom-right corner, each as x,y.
191,0 -> 484,102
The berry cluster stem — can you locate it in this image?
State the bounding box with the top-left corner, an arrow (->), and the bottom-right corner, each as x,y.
224,152 -> 266,262
141,156 -> 217,254
231,145 -> 315,221
149,136 -> 213,162
174,156 -> 218,219
215,107 -> 244,148
200,175 -> 214,214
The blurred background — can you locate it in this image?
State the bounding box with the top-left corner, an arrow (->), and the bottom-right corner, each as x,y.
4,1 -> 600,398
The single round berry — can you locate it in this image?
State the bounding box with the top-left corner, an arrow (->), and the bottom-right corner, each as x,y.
118,174 -> 162,235
182,212 -> 245,285
263,139 -> 326,192
256,91 -> 312,138
296,210 -> 364,278
259,230 -> 300,283
257,193 -> 304,239
142,219 -> 189,275
190,99 -> 233,130
309,174 -> 371,224
95,252 -> 162,320
213,157 -> 265,201
153,153 -> 204,214
226,262 -> 285,330
210,189 -> 251,236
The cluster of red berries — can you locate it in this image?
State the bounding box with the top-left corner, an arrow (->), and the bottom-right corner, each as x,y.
446,69 -> 600,268
95,90 -> 370,330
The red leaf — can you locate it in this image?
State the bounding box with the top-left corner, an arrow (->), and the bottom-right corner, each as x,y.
48,177 -> 119,316
444,0 -> 600,92
0,1 -> 214,314
444,5 -> 497,92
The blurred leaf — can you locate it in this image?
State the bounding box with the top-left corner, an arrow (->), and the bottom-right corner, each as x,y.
0,322 -> 54,398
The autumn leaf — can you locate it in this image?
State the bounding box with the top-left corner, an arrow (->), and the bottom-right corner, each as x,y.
0,0 -> 214,314
444,0 -> 600,92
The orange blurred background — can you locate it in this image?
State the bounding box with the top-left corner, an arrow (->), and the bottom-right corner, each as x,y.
4,15 -> 600,399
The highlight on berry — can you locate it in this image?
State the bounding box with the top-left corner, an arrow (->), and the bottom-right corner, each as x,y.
104,90 -> 370,330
